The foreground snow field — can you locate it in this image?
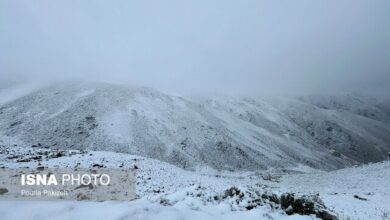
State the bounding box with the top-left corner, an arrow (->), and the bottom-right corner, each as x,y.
0,145 -> 389,220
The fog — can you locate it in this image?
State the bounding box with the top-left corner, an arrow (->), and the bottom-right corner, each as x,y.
1,0 -> 389,96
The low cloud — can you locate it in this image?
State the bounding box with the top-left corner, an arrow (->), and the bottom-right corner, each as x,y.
1,0 -> 389,96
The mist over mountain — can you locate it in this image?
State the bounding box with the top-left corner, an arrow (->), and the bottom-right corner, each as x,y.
1,82 -> 389,171
1,1 -> 390,96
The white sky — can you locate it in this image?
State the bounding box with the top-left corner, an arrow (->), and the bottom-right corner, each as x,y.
1,0 -> 389,96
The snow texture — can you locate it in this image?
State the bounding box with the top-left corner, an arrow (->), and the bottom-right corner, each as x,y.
0,82 -> 389,171
0,145 -> 389,220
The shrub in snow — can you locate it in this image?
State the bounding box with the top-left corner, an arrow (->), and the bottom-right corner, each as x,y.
280,193 -> 337,220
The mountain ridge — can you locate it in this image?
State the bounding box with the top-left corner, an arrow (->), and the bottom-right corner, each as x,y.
0,82 -> 389,171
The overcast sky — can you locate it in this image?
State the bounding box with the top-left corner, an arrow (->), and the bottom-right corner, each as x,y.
0,1 -> 389,96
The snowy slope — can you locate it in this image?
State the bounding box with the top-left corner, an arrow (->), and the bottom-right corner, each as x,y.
0,145 -> 389,220
0,82 -> 389,171
0,145 -> 320,220
277,162 -> 390,219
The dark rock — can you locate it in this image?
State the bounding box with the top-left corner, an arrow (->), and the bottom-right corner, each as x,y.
353,195 -> 368,201
75,183 -> 94,190
0,188 -> 8,195
16,158 -> 31,162
9,121 -> 22,127
85,116 -> 95,121
76,193 -> 90,201
92,164 -> 105,168
50,151 -> 65,158
245,204 -> 256,210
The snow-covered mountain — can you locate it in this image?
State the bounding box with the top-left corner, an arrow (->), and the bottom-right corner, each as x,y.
0,82 -> 389,171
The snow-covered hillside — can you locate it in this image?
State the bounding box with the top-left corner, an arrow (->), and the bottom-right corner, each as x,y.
0,145 -> 389,220
0,82 -> 389,171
